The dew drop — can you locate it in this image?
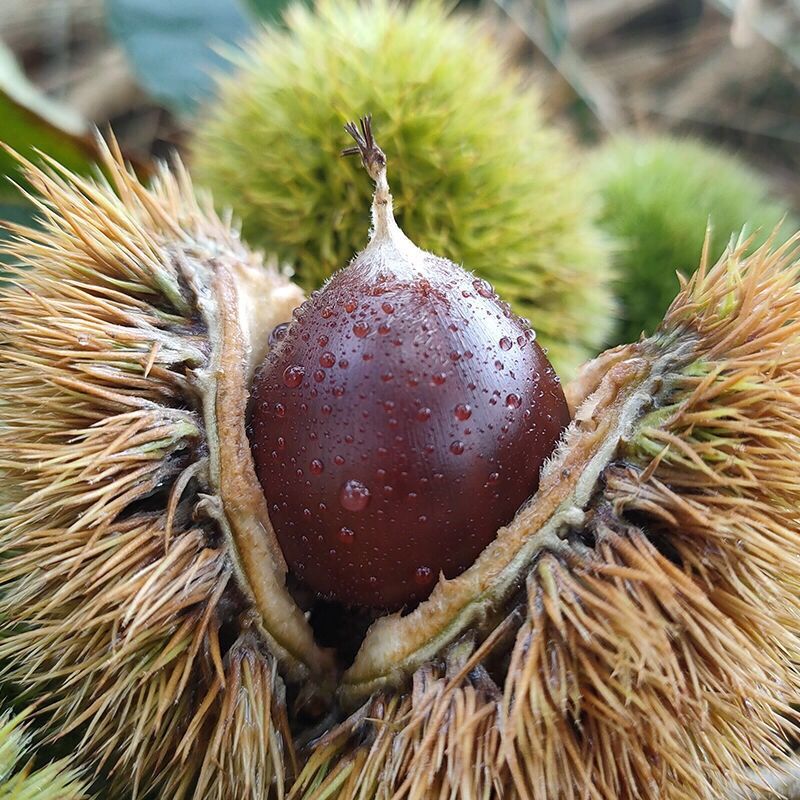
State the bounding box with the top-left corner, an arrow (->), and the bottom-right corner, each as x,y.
378,323 -> 391,335
283,365 -> 305,388
340,480 -> 371,512
506,393 -> 522,409
269,322 -> 289,347
454,403 -> 472,421
321,404 -> 332,416
275,403 -> 286,417
450,440 -> 465,455
432,372 -> 447,386
416,407 -> 431,422
310,459 -> 324,475
353,321 -> 370,338
472,278 -> 494,298
499,337 -> 513,351
344,299 -> 358,313
339,526 -> 355,544
414,566 -> 433,585
314,369 -> 326,383
333,386 -> 346,397
334,455 -> 345,466
318,334 -> 329,347
320,351 -> 336,368
380,372 -> 394,382
381,301 -> 395,314
321,307 -> 334,319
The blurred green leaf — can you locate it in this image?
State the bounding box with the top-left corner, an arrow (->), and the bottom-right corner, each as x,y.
0,42 -> 97,275
106,0 -> 265,114
0,42 -> 94,201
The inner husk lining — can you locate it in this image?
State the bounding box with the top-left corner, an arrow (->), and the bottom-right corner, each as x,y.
339,334 -> 693,705
189,252 -> 336,691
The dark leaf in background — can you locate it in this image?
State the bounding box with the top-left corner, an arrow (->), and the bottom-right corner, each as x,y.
0,203 -> 34,270
106,0 -> 265,114
245,0 -> 294,23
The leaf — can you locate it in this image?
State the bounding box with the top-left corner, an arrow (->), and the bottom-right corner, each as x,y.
0,42 -> 95,200
0,42 -> 98,275
534,0 -> 569,58
245,0 -> 293,22
107,0 -> 264,114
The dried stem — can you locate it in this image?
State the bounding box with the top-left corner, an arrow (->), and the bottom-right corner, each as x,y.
342,115 -> 395,239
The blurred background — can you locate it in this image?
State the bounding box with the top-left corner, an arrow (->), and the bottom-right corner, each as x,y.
2,0 -> 798,177
0,0 -> 798,360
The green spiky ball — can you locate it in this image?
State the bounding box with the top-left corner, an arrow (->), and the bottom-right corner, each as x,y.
191,0 -> 615,376
0,712 -> 86,799
589,135 -> 795,344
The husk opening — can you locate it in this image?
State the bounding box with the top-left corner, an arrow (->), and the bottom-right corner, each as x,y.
0,139 -> 798,799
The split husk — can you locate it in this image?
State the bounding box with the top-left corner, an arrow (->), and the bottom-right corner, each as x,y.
1,139 -> 799,799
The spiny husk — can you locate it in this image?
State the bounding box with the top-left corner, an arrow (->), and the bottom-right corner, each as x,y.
2,138 -> 800,800
0,140 -> 328,798
0,711 -> 87,800
589,134 -> 795,344
295,232 -> 800,800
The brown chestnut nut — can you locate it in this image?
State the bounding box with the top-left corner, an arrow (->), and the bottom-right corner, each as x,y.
250,118 -> 569,609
